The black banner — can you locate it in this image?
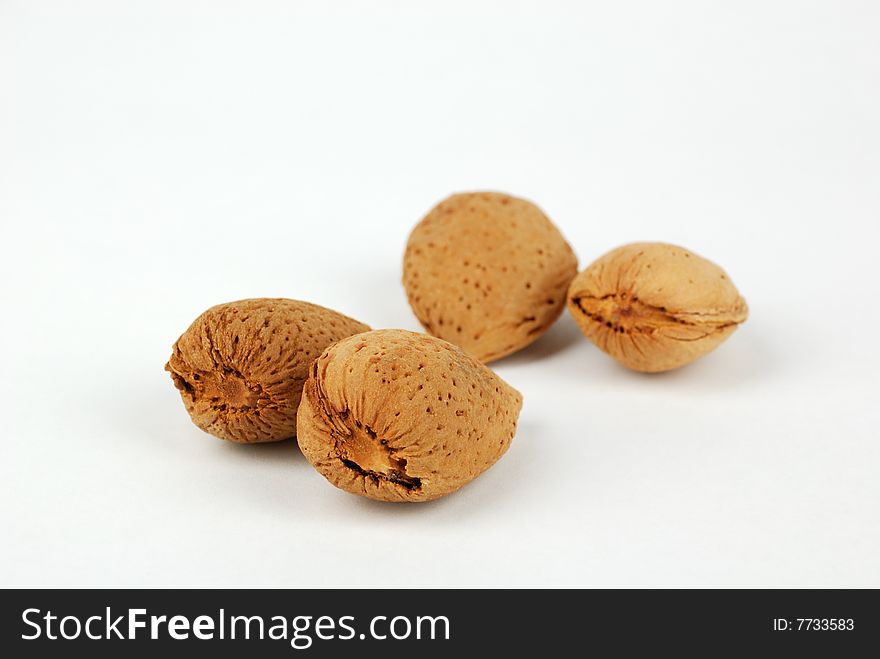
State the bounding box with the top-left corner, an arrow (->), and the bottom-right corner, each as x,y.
1,589 -> 877,656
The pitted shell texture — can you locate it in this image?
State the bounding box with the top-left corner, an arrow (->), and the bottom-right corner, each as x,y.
403,192 -> 577,363
166,298 -> 370,442
296,329 -> 523,502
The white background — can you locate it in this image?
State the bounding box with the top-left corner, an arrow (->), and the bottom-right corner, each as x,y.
2,0 -> 878,588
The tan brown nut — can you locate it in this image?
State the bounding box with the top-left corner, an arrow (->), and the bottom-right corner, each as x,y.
165,298 -> 370,443
403,191 -> 577,363
567,243 -> 748,372
296,329 -> 523,502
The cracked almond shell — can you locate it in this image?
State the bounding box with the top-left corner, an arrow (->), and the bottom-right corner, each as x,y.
403,192 -> 577,363
296,329 -> 523,502
165,298 -> 370,443
567,243 -> 748,372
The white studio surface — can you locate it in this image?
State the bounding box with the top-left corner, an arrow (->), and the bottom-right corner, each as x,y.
1,1 -> 878,588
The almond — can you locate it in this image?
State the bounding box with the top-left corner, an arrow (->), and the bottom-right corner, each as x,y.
567,243 -> 748,372
403,192 -> 577,362
166,298 -> 369,442
297,329 -> 523,502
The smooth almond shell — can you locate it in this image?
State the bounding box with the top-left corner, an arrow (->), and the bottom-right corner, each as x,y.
567,243 -> 748,372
